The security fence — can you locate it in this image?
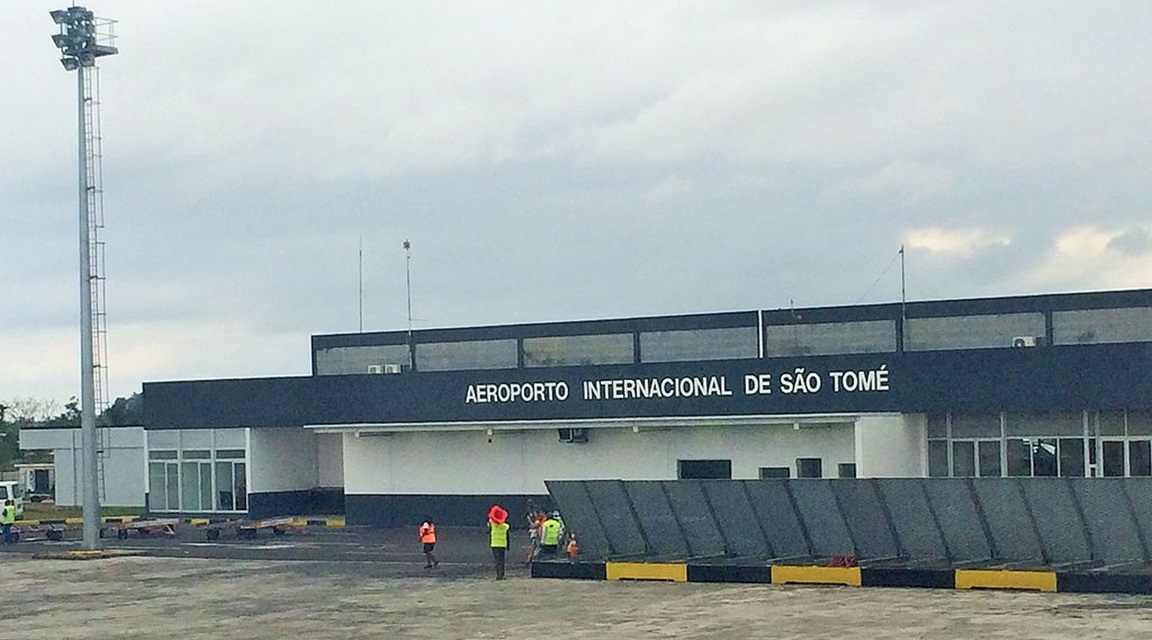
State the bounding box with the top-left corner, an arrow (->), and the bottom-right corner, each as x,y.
546,478 -> 1152,570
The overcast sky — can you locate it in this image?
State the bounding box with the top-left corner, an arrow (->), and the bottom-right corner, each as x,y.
4,1 -> 1151,404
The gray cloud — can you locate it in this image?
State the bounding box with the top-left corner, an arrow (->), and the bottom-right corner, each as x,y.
4,0 -> 1152,402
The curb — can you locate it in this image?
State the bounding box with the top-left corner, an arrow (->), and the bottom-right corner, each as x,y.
530,561 -> 1152,595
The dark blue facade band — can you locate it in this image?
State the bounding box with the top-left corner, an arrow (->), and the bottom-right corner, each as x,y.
345,493 -> 551,528
246,489 -> 343,519
144,343 -> 1152,429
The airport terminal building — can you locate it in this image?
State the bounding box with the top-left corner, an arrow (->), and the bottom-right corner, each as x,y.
26,288 -> 1152,525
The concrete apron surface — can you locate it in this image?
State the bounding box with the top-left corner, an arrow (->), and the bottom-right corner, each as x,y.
5,555 -> 1152,639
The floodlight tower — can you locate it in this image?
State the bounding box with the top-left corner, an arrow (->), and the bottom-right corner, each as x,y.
50,5 -> 118,551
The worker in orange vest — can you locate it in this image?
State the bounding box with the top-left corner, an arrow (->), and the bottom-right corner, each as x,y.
418,516 -> 440,569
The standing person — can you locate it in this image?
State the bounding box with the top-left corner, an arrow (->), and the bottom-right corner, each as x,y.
540,511 -> 563,556
524,508 -> 545,564
1,499 -> 15,544
418,516 -> 439,569
488,504 -> 510,580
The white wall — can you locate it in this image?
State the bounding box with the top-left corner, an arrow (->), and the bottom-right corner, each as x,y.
854,414 -> 926,477
249,428 -> 318,493
317,433 -> 344,488
343,421 -> 857,495
20,427 -> 145,507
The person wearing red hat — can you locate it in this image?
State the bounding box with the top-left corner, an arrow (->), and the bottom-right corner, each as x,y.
488,504 -> 510,580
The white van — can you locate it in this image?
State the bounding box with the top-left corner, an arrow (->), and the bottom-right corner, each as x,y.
0,481 -> 25,519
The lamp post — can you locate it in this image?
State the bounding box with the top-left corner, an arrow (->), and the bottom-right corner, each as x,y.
50,5 -> 117,551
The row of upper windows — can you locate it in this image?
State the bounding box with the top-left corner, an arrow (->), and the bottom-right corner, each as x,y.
314,306 -> 1152,374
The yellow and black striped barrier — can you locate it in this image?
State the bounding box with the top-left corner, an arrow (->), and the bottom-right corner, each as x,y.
531,561 -> 1152,595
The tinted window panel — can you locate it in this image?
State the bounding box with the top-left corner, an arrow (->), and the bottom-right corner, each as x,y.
315,344 -> 410,375
1053,307 -> 1152,345
764,320 -> 896,357
523,334 -> 633,367
417,339 -> 518,372
905,313 -> 1045,351
640,327 -> 757,363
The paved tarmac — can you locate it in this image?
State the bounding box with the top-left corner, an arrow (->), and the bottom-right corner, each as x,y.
3,525 -> 1152,639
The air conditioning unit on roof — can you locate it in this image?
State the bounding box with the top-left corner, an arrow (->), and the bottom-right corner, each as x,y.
367,365 -> 384,374
1012,336 -> 1041,348
383,363 -> 404,374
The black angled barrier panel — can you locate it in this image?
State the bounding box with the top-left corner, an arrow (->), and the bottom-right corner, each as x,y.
970,479 -> 1044,565
788,480 -> 855,559
921,480 -> 992,564
700,481 -> 772,559
582,480 -> 647,558
1019,479 -> 1092,567
875,478 -> 948,563
832,480 -> 899,561
665,481 -> 726,559
624,481 -> 688,559
546,478 -> 1152,578
1072,479 -> 1145,565
743,480 -> 810,559
545,480 -> 612,559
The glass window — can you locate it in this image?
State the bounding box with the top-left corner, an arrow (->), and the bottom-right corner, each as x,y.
763,320 -> 896,357
148,430 -> 178,449
928,441 -> 949,477
215,449 -> 245,460
148,463 -> 168,510
1128,410 -> 1152,436
640,327 -> 757,363
678,459 -> 732,479
1103,440 -> 1126,476
523,334 -> 633,367
838,463 -> 857,478
1097,411 -> 1125,437
416,339 -> 518,372
905,313 -> 1045,351
760,467 -> 791,479
199,463 -> 213,509
314,344 -> 410,375
235,463 -> 247,511
1059,438 -> 1085,477
952,414 -> 1000,438
952,442 -> 976,477
216,462 -> 234,511
1033,438 -> 1058,476
1007,439 -> 1031,476
1005,411 -> 1084,437
213,428 -> 246,449
148,450 -> 177,460
979,440 -> 1002,477
183,449 -> 211,460
165,464 -> 179,512
1053,307 -> 1152,345
927,414 -> 948,439
1130,441 -> 1152,476
181,462 -> 201,511
796,458 -> 823,479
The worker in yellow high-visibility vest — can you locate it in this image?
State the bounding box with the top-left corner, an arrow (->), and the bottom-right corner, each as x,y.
540,511 -> 563,557
488,504 -> 510,580
1,499 -> 15,545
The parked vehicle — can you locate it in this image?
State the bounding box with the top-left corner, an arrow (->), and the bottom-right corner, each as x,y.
0,481 -> 26,519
